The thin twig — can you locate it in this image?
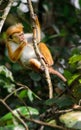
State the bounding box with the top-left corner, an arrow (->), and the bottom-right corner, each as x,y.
16,94 -> 32,118
18,111 -> 67,130
27,0 -> 34,16
3,82 -> 41,119
27,0 -> 53,98
16,82 -> 42,100
0,0 -> 13,33
0,99 -> 29,130
4,81 -> 41,101
39,105 -> 81,121
4,86 -> 24,101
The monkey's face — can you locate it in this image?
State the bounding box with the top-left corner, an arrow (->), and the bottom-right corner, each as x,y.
12,32 -> 25,43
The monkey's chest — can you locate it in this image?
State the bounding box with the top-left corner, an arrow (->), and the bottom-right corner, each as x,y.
20,45 -> 37,67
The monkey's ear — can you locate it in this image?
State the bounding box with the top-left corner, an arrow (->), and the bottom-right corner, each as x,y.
6,34 -> 13,41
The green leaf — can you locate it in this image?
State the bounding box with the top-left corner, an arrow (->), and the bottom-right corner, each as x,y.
54,95 -> 73,108
0,65 -> 14,81
0,125 -> 25,130
64,70 -> 72,80
45,98 -> 55,106
27,89 -> 34,102
3,83 -> 15,93
60,111 -> 81,129
45,95 -> 73,108
19,88 -> 41,100
63,5 -> 69,17
79,0 -> 81,8
69,55 -> 81,64
19,90 -> 27,98
79,79 -> 81,83
68,74 -> 80,85
0,106 -> 39,126
0,66 -> 15,93
60,28 -> 68,37
48,119 -> 56,126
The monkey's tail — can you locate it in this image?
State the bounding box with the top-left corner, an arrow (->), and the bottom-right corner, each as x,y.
49,67 -> 67,82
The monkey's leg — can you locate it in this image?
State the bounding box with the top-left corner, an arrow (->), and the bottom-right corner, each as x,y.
29,59 -> 43,71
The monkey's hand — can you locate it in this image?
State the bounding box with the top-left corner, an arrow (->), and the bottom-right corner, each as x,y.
20,41 -> 27,46
8,41 -> 27,62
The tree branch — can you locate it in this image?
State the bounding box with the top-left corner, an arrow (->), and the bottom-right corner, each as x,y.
0,0 -> 13,33
18,110 -> 66,130
0,99 -> 29,130
3,82 -> 41,101
27,0 -> 53,98
4,86 -> 24,101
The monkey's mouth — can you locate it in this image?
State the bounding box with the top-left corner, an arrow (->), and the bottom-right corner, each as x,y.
20,35 -> 25,42
19,32 -> 25,42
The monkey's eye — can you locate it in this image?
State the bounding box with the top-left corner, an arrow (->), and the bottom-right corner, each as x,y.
19,32 -> 24,36
9,35 -> 13,39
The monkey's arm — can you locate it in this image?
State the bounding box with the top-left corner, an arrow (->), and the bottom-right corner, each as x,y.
6,41 -> 26,62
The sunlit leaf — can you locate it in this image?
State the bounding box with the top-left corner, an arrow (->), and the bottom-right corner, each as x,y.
19,90 -> 27,98
60,111 -> 81,129
0,65 -> 14,81
48,119 -> 56,126
64,70 -> 72,80
69,55 -> 81,64
27,89 -> 33,102
19,87 -> 41,100
0,66 -> 15,92
68,74 -> 80,85
0,125 -> 25,130
79,79 -> 81,83
0,106 -> 39,126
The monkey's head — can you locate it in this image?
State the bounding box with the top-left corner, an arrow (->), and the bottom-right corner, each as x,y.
6,23 -> 25,43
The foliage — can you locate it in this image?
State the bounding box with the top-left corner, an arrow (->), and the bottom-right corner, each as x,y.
60,111 -> 81,129
0,0 -> 81,129
0,106 -> 39,126
65,49 -> 81,101
0,65 -> 15,93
